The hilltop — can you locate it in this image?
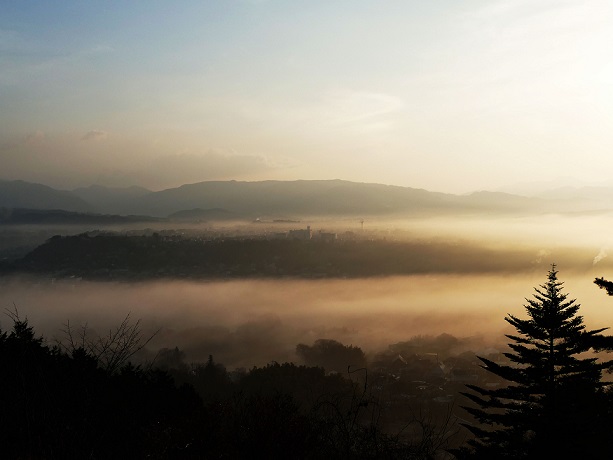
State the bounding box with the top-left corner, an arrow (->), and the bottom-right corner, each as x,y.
1,178 -> 599,221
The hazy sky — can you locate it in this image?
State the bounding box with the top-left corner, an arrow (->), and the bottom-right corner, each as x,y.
1,0 -> 612,193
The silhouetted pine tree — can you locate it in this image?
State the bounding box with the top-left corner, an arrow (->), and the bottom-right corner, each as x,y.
595,277 -> 613,296
455,266 -> 613,459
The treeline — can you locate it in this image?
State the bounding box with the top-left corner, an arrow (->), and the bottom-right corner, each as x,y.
1,314 -> 455,459
0,207 -> 164,225
0,232 -> 581,280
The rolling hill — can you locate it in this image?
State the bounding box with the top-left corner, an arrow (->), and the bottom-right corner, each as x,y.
1,178 -> 610,220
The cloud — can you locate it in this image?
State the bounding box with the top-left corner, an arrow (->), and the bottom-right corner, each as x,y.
81,130 -> 108,141
594,247 -> 608,265
236,88 -> 405,138
0,131 -> 45,151
141,150 -> 273,188
323,90 -> 405,126
534,249 -> 551,264
0,130 -> 275,189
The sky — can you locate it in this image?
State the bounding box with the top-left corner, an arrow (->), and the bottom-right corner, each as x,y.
1,0 -> 612,194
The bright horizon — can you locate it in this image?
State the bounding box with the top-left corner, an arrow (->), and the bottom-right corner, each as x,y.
2,1 -> 612,194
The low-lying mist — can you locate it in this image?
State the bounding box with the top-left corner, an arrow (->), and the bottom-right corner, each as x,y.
3,211 -> 613,369
3,269 -> 613,370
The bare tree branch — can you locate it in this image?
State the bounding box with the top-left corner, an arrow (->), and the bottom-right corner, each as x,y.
57,313 -> 159,373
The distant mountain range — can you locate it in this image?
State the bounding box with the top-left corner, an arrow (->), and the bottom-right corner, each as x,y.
72,184 -> 151,215
0,180 -> 92,213
2,178 -> 613,222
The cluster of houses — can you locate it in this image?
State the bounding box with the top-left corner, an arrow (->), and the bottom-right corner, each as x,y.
367,350 -> 508,404
267,225 -> 338,242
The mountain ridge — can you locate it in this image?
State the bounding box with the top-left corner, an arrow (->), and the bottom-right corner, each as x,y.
0,178 -> 611,220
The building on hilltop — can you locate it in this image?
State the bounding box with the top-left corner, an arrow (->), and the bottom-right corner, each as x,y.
316,230 -> 337,242
288,226 -> 311,240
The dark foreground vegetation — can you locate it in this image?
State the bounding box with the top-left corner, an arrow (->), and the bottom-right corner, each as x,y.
5,267 -> 613,459
0,231 -> 594,280
452,267 -> 613,459
1,312 -> 458,459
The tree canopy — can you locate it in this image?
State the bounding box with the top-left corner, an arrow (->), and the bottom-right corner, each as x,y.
595,276 -> 613,296
456,266 -> 613,459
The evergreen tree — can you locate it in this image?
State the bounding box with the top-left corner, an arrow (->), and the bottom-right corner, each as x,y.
456,266 -> 613,459
595,276 -> 613,296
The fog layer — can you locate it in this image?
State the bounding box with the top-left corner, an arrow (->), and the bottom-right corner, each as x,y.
2,272 -> 612,370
